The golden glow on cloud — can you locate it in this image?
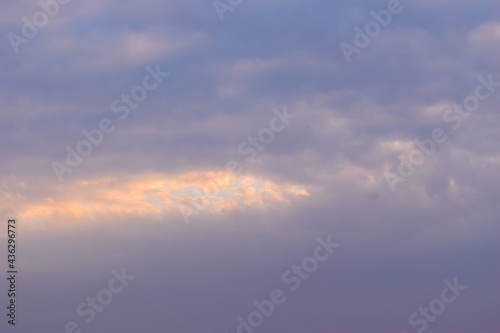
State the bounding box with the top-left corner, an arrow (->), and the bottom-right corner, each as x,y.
2,172 -> 309,223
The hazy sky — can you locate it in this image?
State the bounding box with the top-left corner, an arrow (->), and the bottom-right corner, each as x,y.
1,0 -> 499,332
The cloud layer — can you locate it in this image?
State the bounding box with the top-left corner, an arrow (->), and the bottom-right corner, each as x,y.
0,0 -> 499,332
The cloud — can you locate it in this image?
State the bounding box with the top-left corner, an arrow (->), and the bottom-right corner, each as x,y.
1,0 -> 500,332
0,171 -> 309,224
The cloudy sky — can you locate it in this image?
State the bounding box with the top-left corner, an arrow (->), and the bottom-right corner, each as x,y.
1,0 -> 499,332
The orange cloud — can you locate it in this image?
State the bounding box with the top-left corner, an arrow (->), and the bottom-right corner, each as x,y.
1,171 -> 309,224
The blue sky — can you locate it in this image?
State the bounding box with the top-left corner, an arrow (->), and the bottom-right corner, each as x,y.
0,0 -> 499,332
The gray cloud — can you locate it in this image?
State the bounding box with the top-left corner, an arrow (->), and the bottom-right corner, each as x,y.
0,0 -> 499,332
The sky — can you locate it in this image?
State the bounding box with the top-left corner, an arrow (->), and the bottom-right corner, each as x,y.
0,0 -> 499,332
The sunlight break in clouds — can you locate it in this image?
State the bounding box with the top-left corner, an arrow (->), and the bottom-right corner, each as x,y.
1,172 -> 309,224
